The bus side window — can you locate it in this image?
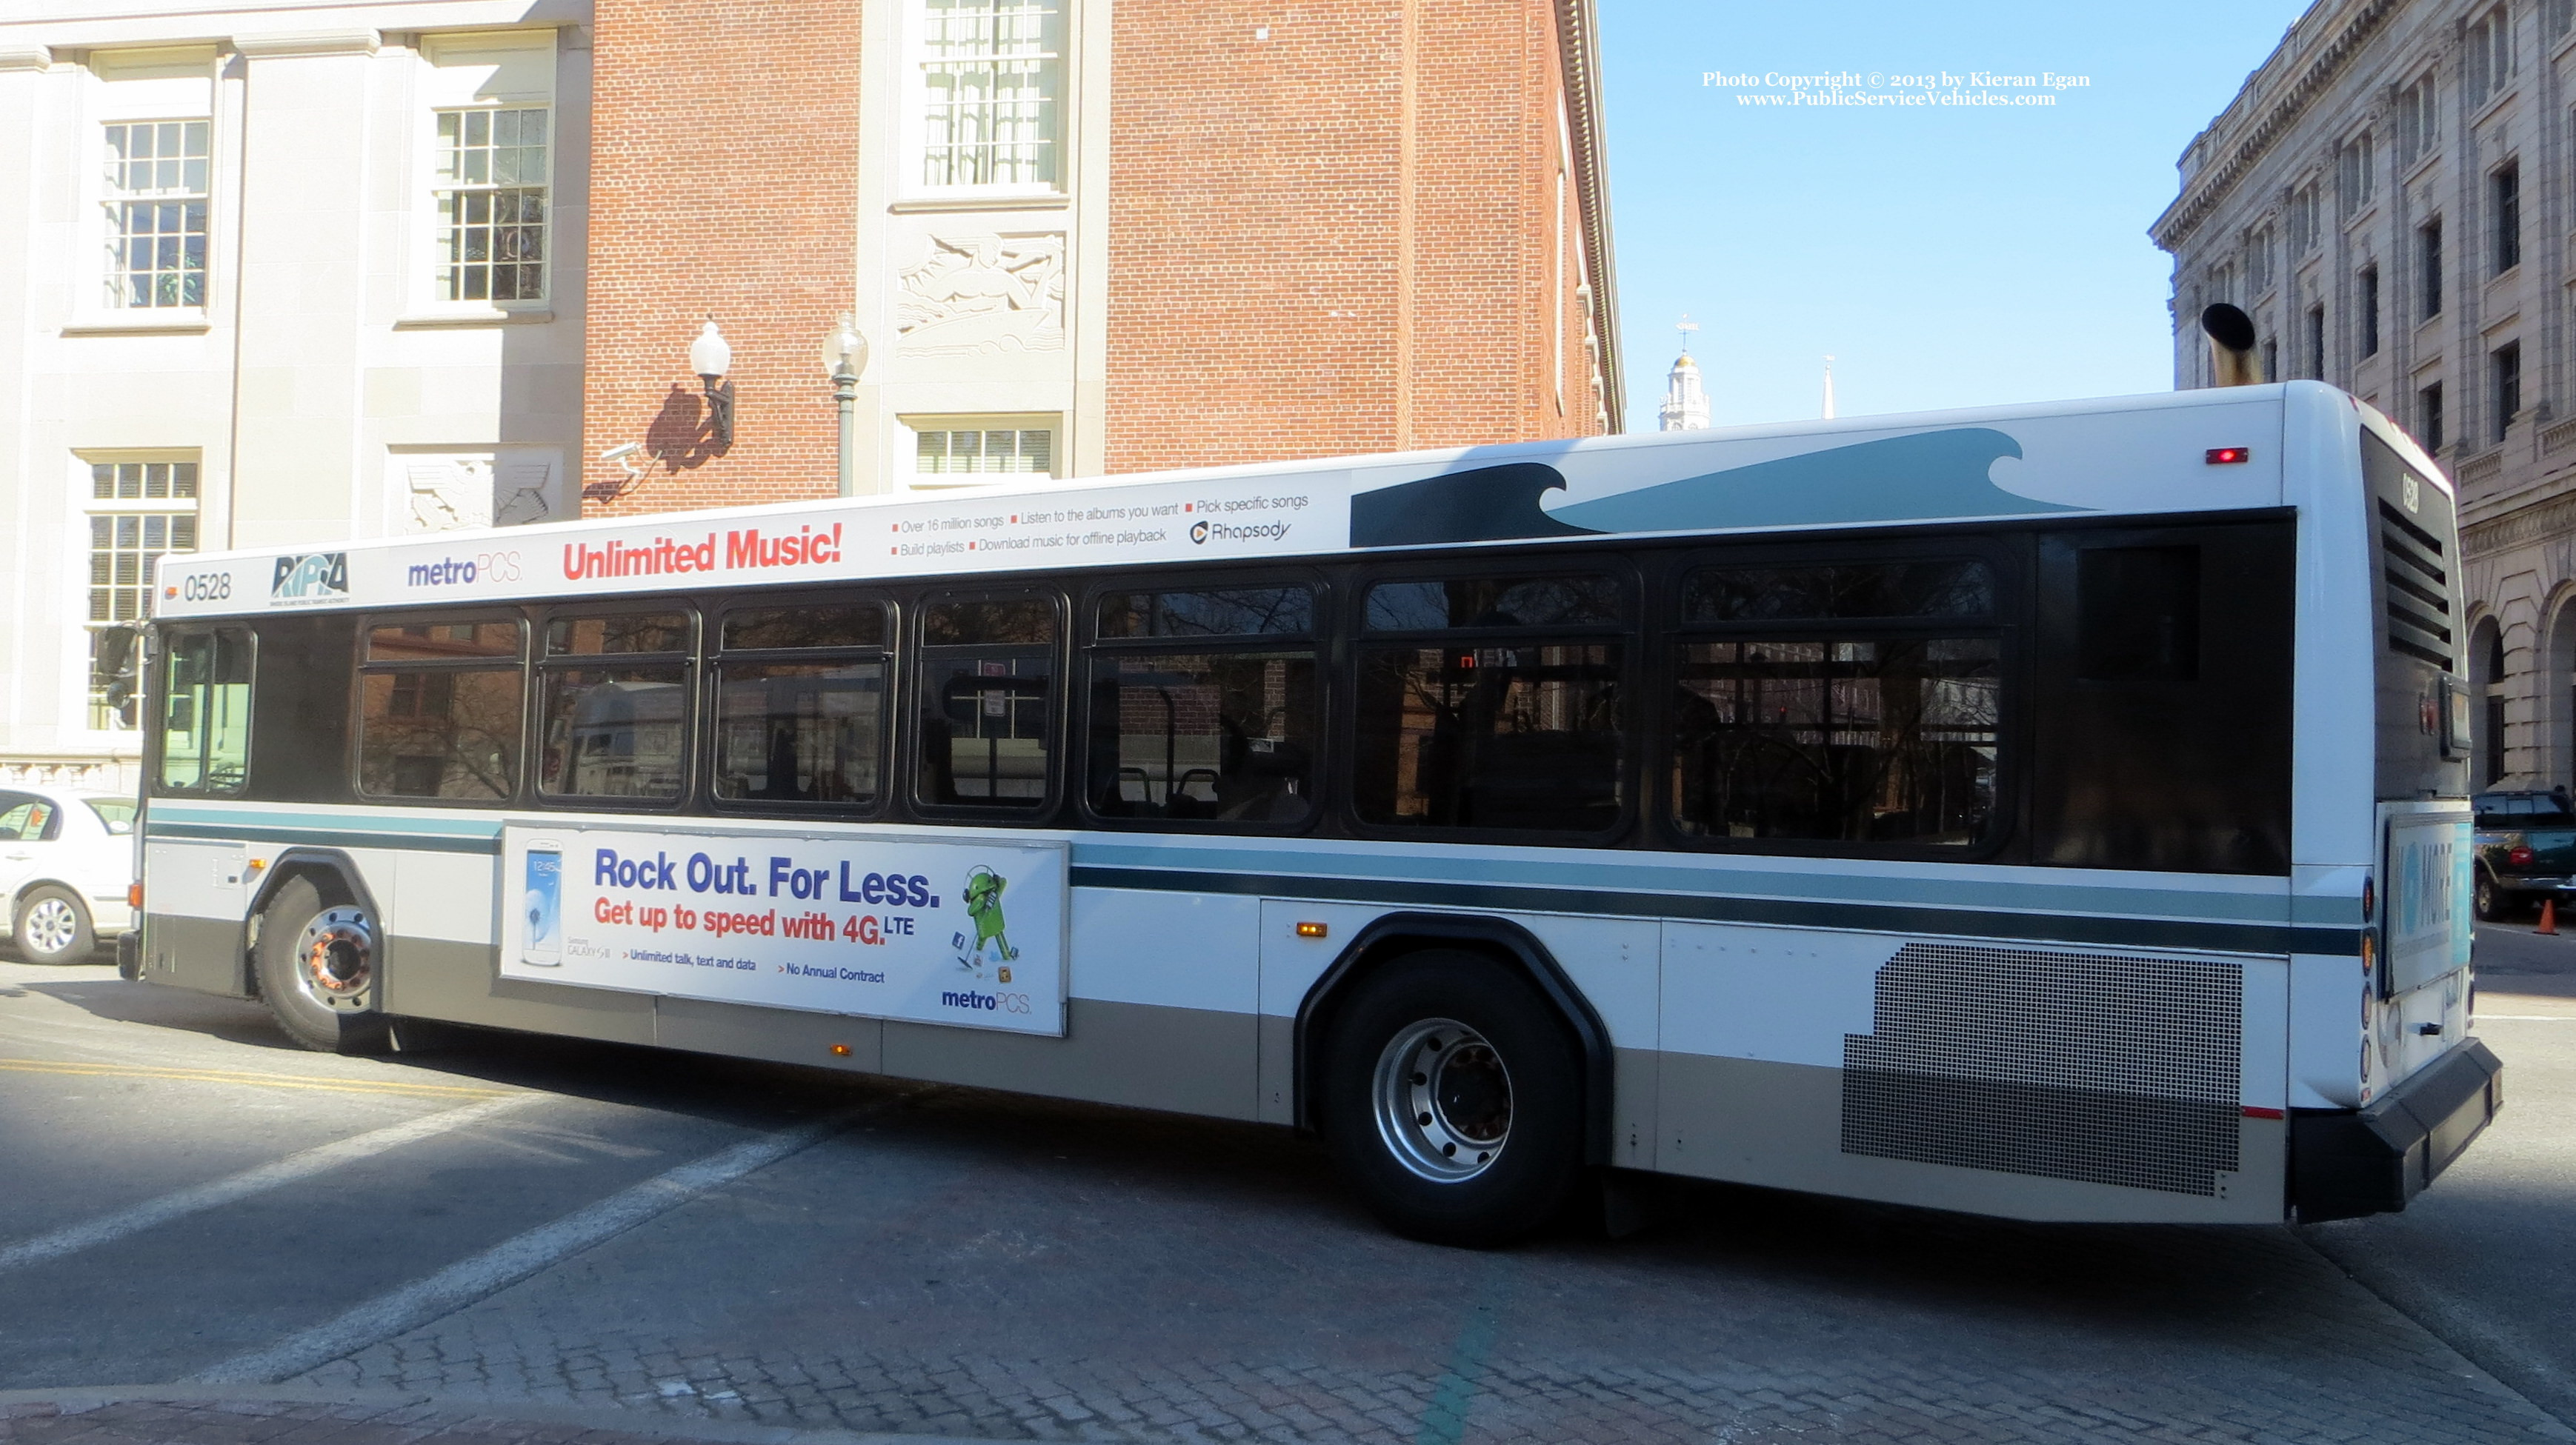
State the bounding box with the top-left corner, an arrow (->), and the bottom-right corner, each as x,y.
157,627 -> 253,793
536,610 -> 693,802
1351,572 -> 1629,836
917,595 -> 1058,812
1085,586 -> 1319,828
2033,524 -> 2294,875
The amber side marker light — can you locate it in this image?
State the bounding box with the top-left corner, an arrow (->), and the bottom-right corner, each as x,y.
1296,921 -> 1328,939
2206,447 -> 2251,465
829,1043 -> 853,1057
127,883 -> 143,910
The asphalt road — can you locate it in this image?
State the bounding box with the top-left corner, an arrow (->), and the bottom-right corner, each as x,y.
1,931 -> 2572,1444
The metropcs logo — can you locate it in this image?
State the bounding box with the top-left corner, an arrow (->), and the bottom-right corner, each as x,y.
561,523 -> 845,581
405,550 -> 523,588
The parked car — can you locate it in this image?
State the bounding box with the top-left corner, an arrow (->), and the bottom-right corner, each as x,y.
1,788 -> 137,964
2472,789 -> 2576,921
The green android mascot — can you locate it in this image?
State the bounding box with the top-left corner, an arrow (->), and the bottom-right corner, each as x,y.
960,865 -> 1017,967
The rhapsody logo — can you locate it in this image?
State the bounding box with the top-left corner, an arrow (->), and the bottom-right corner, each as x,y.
1193,520 -> 1291,544
270,553 -> 348,601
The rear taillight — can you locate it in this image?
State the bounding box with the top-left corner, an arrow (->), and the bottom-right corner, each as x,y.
2511,846 -> 2536,867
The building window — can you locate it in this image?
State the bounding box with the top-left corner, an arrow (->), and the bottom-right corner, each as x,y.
2420,218 -> 2443,320
913,422 -> 1055,477
2397,74 -> 2437,164
2493,161 -> 2522,275
919,0 -> 1061,188
2420,380 -> 2446,454
2247,225 -> 2274,295
433,107 -> 548,302
2469,7 -> 2514,104
2494,341 -> 2522,442
2360,265 -> 2381,356
2260,338 -> 2279,384
103,120 -> 209,309
2289,184 -> 2320,254
2306,305 -> 2326,380
86,460 -> 200,730
2337,130 -> 2374,218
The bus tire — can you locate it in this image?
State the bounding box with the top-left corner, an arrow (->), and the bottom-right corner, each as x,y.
1317,948 -> 1585,1247
253,876 -> 391,1055
15,885 -> 96,964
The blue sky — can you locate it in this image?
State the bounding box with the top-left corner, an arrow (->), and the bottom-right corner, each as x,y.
1600,1 -> 2314,429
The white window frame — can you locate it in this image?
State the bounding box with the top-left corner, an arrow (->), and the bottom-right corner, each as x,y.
76,453 -> 203,735
407,30 -> 558,320
71,49 -> 217,330
900,0 -> 1066,199
902,414 -> 1062,487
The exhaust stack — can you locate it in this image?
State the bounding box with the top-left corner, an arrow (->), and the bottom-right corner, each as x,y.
2202,303 -> 2261,387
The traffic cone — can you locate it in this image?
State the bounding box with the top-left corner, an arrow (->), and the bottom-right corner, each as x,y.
2541,898 -> 2560,936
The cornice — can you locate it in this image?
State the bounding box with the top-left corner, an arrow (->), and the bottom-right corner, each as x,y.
1554,0 -> 1623,432
231,29 -> 379,59
2463,482 -> 2576,557
0,44 -> 50,72
2151,0 -> 2400,252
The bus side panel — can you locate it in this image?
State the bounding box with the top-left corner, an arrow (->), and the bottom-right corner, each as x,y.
384,935 -> 659,1045
139,837 -> 252,997
1658,919 -> 2287,1224
871,884 -> 1262,1118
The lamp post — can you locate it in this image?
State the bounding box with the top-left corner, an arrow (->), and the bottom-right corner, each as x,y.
690,321 -> 734,449
819,313 -> 868,497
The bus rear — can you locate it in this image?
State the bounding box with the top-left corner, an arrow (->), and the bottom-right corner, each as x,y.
2284,398 -> 2499,1221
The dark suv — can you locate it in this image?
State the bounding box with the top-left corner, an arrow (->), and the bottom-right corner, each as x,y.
2472,789 -> 2576,919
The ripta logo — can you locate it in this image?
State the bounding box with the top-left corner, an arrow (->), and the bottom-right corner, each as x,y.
270,553 -> 348,601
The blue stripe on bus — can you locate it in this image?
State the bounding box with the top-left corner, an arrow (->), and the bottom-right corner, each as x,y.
1067,865 -> 2355,958
144,821 -> 502,855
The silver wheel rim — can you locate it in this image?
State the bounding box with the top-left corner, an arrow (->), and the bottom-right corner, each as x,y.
22,897 -> 79,958
1372,1017 -> 1513,1183
294,907 -> 374,1008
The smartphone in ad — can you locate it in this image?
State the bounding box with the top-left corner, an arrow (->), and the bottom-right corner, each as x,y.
521,841 -> 563,967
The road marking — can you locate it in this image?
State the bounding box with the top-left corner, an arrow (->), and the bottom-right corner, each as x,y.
2477,1014 -> 2576,1021
189,1104 -> 868,1385
0,1094 -> 536,1277
0,1058 -> 513,1099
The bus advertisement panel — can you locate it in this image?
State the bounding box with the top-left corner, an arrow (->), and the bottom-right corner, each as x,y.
499,826 -> 1067,1035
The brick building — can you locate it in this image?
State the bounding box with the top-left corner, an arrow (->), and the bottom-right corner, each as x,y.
582,0 -> 1621,513
0,0 -> 1614,789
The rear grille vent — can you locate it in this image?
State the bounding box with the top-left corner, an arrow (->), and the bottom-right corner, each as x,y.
1840,942 -> 2244,1196
2378,498 -> 2454,670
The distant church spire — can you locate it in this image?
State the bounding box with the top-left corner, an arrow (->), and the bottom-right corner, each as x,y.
1659,316 -> 1709,432
1820,354 -> 1837,420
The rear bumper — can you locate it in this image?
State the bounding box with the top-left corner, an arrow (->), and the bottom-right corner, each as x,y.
2290,1039 -> 2503,1223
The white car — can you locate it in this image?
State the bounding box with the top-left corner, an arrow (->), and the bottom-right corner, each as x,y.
1,787 -> 137,964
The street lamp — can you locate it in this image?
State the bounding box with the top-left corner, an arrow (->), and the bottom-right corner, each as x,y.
690,320 -> 735,449
819,313 -> 868,497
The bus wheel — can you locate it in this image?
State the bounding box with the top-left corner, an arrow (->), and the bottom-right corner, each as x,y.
253,877 -> 391,1055
14,886 -> 95,964
1318,949 -> 1583,1247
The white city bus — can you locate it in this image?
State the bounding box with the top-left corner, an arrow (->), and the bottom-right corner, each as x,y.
124,381 -> 2499,1244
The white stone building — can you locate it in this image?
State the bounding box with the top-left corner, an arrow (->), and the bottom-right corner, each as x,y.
2154,0 -> 2576,790
0,0 -> 589,790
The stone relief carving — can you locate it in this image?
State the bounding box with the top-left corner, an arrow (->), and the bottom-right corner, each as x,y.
394,454 -> 563,533
896,232 -> 1065,356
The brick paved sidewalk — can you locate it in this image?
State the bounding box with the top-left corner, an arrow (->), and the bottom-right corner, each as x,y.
0,1395 -> 996,1445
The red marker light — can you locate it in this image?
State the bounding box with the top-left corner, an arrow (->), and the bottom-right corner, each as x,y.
2206,447 -> 2251,465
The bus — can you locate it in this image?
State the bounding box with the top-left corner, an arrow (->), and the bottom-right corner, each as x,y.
124,381 -> 2500,1246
